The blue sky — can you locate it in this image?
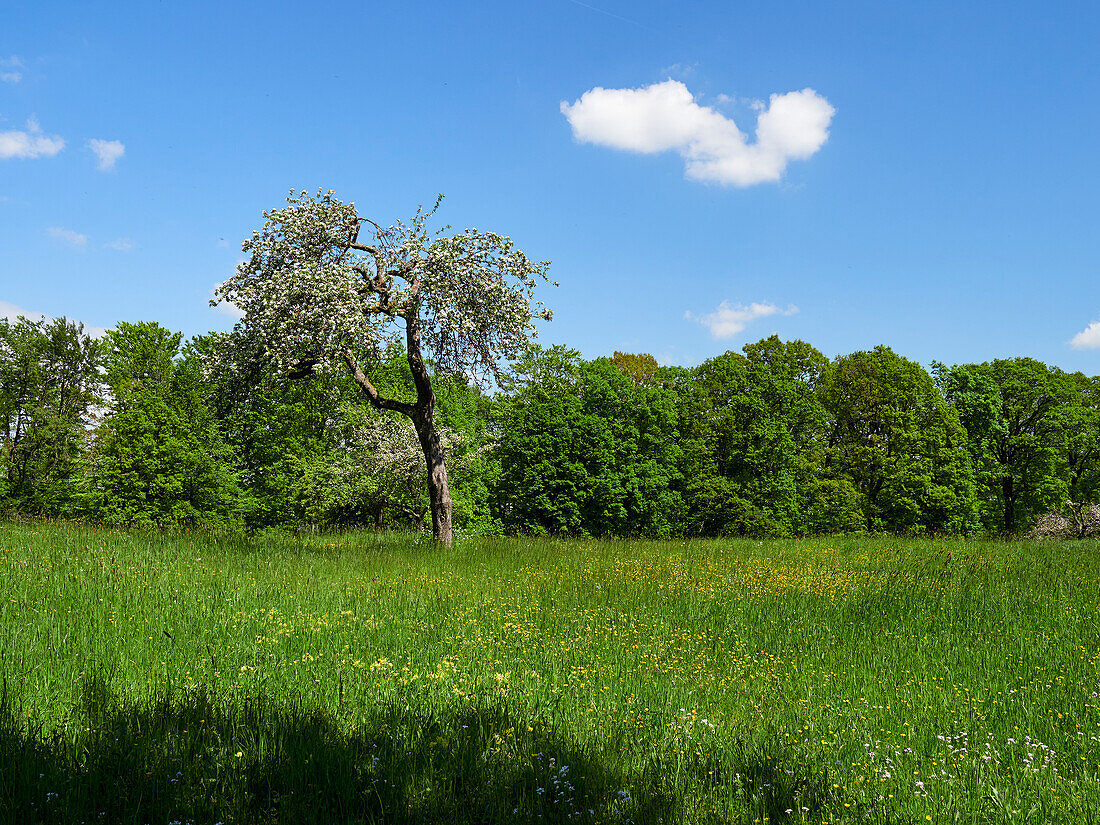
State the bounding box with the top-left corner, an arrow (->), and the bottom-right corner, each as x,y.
2,0 -> 1099,372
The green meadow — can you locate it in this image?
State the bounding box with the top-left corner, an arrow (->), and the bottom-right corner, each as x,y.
1,521 -> 1098,824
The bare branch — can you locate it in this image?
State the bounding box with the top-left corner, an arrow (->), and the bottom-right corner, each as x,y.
356,216 -> 386,236
342,350 -> 415,416
344,240 -> 382,255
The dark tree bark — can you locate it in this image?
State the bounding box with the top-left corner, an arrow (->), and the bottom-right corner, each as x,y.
1002,475 -> 1015,533
401,310 -> 453,545
339,307 -> 454,547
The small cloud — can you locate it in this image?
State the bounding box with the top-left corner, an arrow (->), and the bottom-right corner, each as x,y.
1069,319 -> 1100,350
660,62 -> 698,80
104,237 -> 134,251
0,55 -> 22,84
685,300 -> 798,339
47,226 -> 88,248
88,138 -> 125,171
561,79 -> 834,186
655,349 -> 695,368
0,117 -> 65,160
0,300 -> 48,324
209,284 -> 244,320
0,300 -> 107,338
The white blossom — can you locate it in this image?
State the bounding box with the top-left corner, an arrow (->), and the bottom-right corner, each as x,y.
211,190 -> 552,381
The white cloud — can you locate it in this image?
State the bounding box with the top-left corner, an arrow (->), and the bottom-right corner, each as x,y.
561,79 -> 834,186
0,300 -> 107,338
0,117 -> 65,160
0,300 -> 48,324
0,55 -> 22,84
659,62 -> 697,80
685,300 -> 799,339
655,349 -> 695,368
47,226 -> 88,248
104,237 -> 135,251
210,283 -> 245,320
88,138 -> 125,171
1069,319 -> 1100,350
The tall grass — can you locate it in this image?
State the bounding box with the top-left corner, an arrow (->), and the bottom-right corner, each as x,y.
0,521 -> 1098,823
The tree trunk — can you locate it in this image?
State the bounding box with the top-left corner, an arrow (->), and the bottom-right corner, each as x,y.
413,411 -> 453,545
339,309 -> 455,547
402,311 -> 453,546
1002,475 -> 1015,533
1068,501 -> 1086,539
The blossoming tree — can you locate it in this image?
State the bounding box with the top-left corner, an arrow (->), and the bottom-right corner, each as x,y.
212,190 -> 552,545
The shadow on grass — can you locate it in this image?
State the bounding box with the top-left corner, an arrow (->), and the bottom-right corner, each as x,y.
0,677 -> 677,824
652,737 -> 834,824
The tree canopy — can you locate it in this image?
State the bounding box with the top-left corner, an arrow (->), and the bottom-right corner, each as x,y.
822,347 -> 977,533
212,191 -> 551,381
937,358 -> 1073,533
0,316 -> 99,514
210,190 -> 553,544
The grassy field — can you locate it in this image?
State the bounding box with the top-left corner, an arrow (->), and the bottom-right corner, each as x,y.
0,522 -> 1098,824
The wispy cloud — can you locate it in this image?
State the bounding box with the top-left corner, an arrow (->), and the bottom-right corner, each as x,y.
565,0 -> 651,30
655,349 -> 695,368
659,62 -> 698,80
1069,319 -> 1100,350
561,79 -> 834,186
104,237 -> 135,251
0,300 -> 107,338
685,300 -> 798,339
88,138 -> 125,171
0,55 -> 22,84
47,226 -> 88,248
0,116 -> 65,160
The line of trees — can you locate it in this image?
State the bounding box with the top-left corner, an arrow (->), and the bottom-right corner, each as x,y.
2,313 -> 1097,537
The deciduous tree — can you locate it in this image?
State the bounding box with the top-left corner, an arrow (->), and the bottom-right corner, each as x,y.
937,358 -> 1070,533
492,347 -> 682,536
678,338 -> 833,536
91,322 -> 242,528
213,191 -> 551,545
0,315 -> 99,514
823,347 -> 976,533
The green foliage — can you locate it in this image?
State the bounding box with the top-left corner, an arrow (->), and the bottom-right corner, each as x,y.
801,477 -> 866,534
0,315 -> 100,515
492,347 -> 683,536
822,347 -> 977,533
196,330 -> 361,528
90,322 -> 243,528
679,337 -> 833,536
609,350 -> 661,386
938,358 -> 1073,533
1,311 -> 1094,540
198,339 -> 496,533
1061,372 -> 1100,507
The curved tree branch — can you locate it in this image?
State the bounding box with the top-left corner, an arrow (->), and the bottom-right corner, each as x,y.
342,350 -> 415,416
